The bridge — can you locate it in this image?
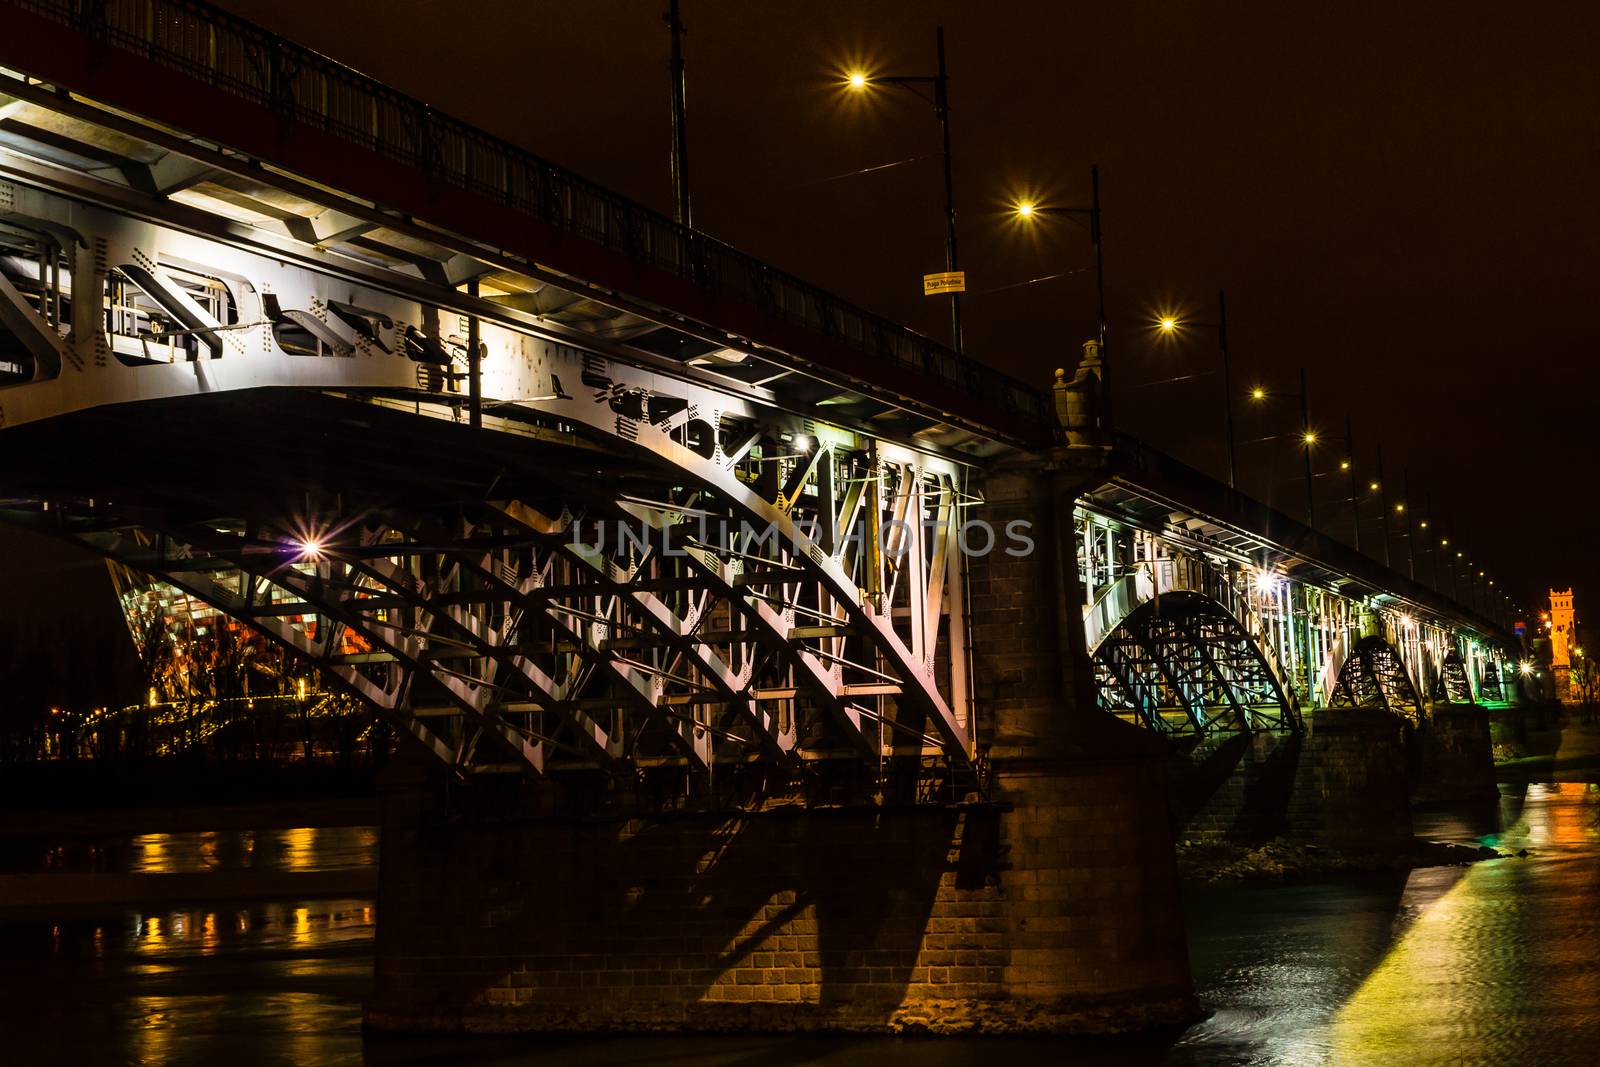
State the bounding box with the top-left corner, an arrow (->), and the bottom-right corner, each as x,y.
0,0 -> 1519,1036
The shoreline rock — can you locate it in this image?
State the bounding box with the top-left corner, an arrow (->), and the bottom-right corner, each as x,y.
1177,837 -> 1512,885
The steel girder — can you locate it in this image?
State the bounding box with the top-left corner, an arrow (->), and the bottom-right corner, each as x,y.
1328,635 -> 1424,719
9,407 -> 972,778
1479,662 -> 1504,703
1091,591 -> 1296,738
0,168 -> 976,778
1439,651 -> 1474,704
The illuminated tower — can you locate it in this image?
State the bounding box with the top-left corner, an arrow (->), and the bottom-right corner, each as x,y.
1550,588 -> 1574,668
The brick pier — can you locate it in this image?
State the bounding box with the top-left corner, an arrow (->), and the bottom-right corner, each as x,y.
364,454 -> 1199,1035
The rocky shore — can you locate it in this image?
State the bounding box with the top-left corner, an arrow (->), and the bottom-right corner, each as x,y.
1176,837 -> 1522,884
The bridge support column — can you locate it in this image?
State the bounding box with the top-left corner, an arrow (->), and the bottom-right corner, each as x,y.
1287,708 -> 1414,855
363,453 -> 1197,1036
1409,705 -> 1497,804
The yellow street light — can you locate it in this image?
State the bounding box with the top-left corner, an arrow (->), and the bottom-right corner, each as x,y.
1394,502 -> 1405,513
1013,199 -> 1036,219
1339,459 -> 1350,470
1369,481 -> 1380,491
1251,386 -> 1266,400
846,71 -> 869,90
1419,520 -> 1428,528
1157,316 -> 1179,333
1302,432 -> 1317,444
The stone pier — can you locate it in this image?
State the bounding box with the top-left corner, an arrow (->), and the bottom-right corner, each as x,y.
364,453 -> 1198,1035
1287,708 -> 1414,855
1409,704 -> 1498,804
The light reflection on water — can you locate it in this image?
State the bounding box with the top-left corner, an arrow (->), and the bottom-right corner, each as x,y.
0,780 -> 1597,1064
3,824 -> 378,875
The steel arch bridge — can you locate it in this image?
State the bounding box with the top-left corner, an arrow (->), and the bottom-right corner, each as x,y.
0,147 -> 989,782
0,0 -> 1519,783
1075,468 -> 1513,737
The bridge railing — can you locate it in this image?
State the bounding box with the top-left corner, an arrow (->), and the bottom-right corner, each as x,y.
9,0 -> 1053,434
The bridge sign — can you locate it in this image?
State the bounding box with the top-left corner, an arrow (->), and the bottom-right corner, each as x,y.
923,271 -> 966,295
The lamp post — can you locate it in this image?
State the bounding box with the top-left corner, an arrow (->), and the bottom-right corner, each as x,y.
665,0 -> 692,227
844,27 -> 963,353
1344,416 -> 1360,553
1243,370 -> 1317,529
1399,469 -> 1415,581
1299,367 -> 1314,530
1374,446 -> 1392,568
1153,289 -> 1235,488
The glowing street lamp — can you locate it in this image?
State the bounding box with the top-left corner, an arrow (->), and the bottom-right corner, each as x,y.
1012,169 -> 1109,410
1149,292 -> 1237,488
837,28 -> 964,353
1244,371 -> 1319,528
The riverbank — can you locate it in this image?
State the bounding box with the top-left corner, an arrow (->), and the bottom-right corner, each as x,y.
1175,836 -> 1511,885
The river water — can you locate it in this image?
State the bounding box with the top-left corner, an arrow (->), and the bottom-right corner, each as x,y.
1,779 -> 1596,1065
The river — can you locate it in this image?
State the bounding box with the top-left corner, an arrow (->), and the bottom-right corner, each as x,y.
1,778 -> 1595,1065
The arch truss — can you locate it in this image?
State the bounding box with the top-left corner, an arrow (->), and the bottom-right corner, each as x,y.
1329,635 -> 1423,719
1436,651 -> 1474,704
12,378 -> 975,782
1092,592 -> 1296,737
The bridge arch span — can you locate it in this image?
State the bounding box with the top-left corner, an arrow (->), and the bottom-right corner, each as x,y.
1327,635 -> 1424,719
1092,590 -> 1298,737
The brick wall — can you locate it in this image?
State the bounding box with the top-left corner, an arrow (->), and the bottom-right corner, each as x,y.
367,753 -> 1195,1035
1409,705 -> 1497,804
1287,708 -> 1413,854
365,450 -> 1198,1035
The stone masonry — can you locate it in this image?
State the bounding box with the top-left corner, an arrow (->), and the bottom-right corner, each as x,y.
363,450 -> 1199,1035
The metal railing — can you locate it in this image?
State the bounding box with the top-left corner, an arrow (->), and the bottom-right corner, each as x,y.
11,0 -> 1053,434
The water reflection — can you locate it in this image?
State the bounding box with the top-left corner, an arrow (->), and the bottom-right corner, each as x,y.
0,895 -> 374,1066
0,825 -> 378,875
2,780 -> 1599,1064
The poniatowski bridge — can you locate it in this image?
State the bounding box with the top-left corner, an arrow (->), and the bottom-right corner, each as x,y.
0,0 -> 1518,1035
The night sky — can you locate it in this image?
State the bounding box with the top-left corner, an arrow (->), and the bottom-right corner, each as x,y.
10,1 -> 1598,641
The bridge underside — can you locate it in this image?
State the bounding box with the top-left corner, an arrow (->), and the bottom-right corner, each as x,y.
0,390 -> 975,791
1093,592 -> 1296,738
1329,635 -> 1425,719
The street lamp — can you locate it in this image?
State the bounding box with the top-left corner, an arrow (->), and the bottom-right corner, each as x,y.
1012,168 -> 1106,351
842,26 -> 963,353
1152,290 -> 1235,488
1247,368 -> 1317,529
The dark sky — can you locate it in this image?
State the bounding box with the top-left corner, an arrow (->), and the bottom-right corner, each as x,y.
205,0 -> 1594,620
13,1 -> 1594,634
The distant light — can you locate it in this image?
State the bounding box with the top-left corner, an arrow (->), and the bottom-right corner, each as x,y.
793,434 -> 813,453
846,71 -> 869,90
1339,459 -> 1350,470
1158,316 -> 1179,333
1394,502 -> 1405,513
1014,200 -> 1036,219
295,537 -> 325,561
1369,481 -> 1380,491
1478,570 -> 1485,577
1251,387 -> 1266,400
1253,571 -> 1278,593
1519,661 -> 1534,676
1456,551 -> 1463,557
1302,432 -> 1317,444
1419,521 -> 1428,528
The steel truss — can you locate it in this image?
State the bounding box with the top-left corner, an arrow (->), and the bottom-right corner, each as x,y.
1438,651 -> 1474,704
1479,662 -> 1504,703
12,399 -> 973,779
1092,591 -> 1296,737
1328,635 -> 1423,719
